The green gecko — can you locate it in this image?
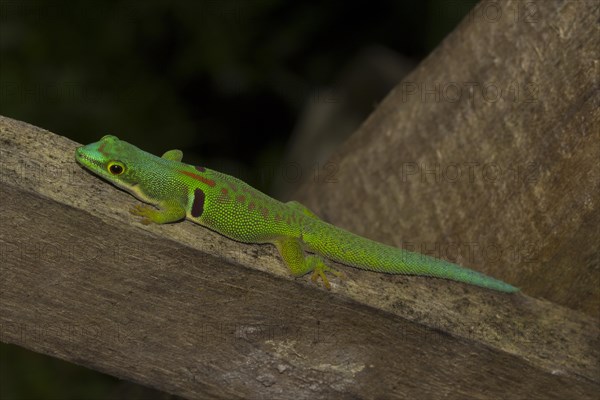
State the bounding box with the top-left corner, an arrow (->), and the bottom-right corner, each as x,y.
75,135 -> 518,293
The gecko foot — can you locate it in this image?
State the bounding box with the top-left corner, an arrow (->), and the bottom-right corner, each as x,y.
129,204 -> 154,225
307,256 -> 345,290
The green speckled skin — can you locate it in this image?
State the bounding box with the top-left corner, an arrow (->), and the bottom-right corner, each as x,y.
75,135 -> 518,292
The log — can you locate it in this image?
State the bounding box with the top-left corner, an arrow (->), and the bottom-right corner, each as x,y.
0,115 -> 598,399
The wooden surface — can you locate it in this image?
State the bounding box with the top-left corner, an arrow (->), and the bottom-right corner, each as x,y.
0,115 -> 598,399
297,0 -> 600,317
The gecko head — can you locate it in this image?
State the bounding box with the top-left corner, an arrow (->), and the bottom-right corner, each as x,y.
75,135 -> 146,191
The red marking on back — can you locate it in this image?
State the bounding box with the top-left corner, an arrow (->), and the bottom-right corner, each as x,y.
180,170 -> 216,187
275,214 -> 283,222
261,207 -> 268,219
237,195 -> 245,203
217,188 -> 229,204
248,202 -> 256,211
98,142 -> 107,155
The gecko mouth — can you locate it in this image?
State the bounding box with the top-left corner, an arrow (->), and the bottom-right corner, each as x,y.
75,147 -> 104,169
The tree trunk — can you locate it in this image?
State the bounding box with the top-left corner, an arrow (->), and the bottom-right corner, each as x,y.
297,0 -> 600,317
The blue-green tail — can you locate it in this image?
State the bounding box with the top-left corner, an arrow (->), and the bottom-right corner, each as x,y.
304,221 -> 519,293
387,249 -> 519,292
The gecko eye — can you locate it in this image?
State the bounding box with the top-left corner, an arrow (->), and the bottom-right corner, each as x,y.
108,161 -> 125,175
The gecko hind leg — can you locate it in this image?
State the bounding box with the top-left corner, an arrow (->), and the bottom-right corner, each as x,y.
307,256 -> 346,289
274,237 -> 345,289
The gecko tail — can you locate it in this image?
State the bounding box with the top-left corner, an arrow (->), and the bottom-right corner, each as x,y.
387,250 -> 520,292
304,221 -> 518,293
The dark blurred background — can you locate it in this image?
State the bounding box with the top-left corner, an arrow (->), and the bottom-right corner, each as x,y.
0,0 -> 477,398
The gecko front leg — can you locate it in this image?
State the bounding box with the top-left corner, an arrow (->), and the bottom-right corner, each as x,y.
130,201 -> 186,225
